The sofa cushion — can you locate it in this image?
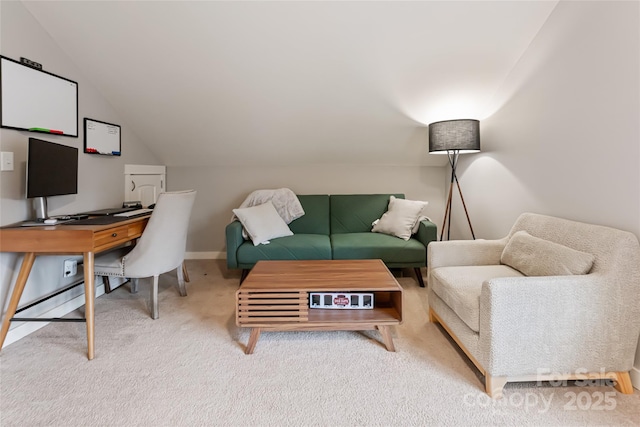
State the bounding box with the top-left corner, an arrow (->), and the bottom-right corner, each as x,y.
501,230 -> 595,276
372,196 -> 428,240
330,194 -> 404,234
331,232 -> 425,264
237,234 -> 332,267
289,195 -> 330,235
430,265 -> 524,332
232,201 -> 293,246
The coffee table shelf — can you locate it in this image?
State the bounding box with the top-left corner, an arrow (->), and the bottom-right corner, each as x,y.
307,304 -> 401,324
236,260 -> 403,353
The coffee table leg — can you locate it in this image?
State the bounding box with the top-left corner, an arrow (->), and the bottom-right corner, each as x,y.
378,325 -> 395,352
245,328 -> 261,354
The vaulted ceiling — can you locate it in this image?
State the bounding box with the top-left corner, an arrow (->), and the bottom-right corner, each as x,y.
22,1 -> 558,167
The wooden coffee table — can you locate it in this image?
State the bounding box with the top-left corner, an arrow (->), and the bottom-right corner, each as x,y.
236,259 -> 403,354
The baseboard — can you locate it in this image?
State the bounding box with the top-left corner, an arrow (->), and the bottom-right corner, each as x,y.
185,251 -> 225,260
630,366 -> 640,391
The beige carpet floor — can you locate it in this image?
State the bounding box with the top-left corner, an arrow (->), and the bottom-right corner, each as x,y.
1,260 -> 639,426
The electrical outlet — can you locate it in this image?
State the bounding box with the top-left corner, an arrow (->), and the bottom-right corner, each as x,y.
63,259 -> 77,277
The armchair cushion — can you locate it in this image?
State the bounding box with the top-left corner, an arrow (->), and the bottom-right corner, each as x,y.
431,265 -> 523,332
501,230 -> 595,276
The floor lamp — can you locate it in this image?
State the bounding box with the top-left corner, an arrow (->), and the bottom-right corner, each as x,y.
428,119 -> 480,241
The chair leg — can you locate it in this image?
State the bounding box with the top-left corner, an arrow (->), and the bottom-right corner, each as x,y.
613,371 -> 633,394
428,308 -> 438,323
177,264 -> 187,297
182,261 -> 190,282
103,276 -> 112,293
414,268 -> 425,288
131,278 -> 139,294
486,375 -> 508,399
151,275 -> 159,319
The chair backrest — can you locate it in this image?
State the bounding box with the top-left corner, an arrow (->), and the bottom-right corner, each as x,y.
123,190 -> 196,278
508,212 -> 640,278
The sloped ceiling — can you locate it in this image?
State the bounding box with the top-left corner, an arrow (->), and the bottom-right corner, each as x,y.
22,1 -> 557,167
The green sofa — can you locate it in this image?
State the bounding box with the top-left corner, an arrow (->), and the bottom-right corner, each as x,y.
226,194 -> 437,286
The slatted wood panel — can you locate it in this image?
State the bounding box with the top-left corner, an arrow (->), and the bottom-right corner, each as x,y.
237,291 -> 308,325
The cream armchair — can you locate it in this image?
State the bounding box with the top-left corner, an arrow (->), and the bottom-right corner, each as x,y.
427,213 -> 640,398
94,190 -> 196,319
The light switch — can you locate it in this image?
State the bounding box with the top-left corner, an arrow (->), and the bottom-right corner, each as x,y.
1,152 -> 14,171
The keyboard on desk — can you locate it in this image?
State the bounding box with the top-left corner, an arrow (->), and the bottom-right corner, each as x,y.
66,216 -> 131,225
113,208 -> 153,218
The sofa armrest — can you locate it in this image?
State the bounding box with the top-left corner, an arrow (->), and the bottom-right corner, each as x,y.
428,238 -> 507,269
479,274 -> 640,375
225,220 -> 244,269
414,219 -> 437,249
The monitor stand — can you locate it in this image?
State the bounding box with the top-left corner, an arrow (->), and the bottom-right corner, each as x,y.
34,196 -> 48,220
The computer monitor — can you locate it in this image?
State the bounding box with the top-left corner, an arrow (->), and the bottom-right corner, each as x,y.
26,137 -> 78,219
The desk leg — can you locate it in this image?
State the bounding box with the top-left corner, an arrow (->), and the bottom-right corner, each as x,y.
0,252 -> 36,351
83,252 -> 95,360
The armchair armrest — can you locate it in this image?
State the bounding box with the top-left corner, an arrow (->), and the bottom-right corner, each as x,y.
428,238 -> 508,269
479,274 -> 640,375
225,220 -> 244,269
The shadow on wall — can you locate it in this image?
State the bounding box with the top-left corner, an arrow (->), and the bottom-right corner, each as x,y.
451,154 -> 542,240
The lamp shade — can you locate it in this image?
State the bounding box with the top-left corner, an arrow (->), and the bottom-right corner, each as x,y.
428,119 -> 480,154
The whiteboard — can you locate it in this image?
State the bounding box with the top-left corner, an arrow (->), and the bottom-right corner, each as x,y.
0,56 -> 78,137
84,118 -> 121,156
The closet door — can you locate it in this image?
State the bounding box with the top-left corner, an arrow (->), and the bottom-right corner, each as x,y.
124,164 -> 166,207
126,174 -> 163,207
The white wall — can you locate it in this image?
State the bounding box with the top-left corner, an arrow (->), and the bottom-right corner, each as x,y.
453,1 -> 640,387
0,1 -> 160,345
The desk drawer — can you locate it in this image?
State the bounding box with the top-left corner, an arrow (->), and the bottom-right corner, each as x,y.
127,221 -> 146,238
95,225 -> 131,249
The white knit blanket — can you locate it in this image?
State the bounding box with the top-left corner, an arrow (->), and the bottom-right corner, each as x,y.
233,187 -> 305,224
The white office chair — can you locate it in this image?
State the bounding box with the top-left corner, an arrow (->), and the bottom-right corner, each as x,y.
94,190 -> 197,319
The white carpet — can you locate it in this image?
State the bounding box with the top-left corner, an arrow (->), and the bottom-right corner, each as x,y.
1,260 -> 639,426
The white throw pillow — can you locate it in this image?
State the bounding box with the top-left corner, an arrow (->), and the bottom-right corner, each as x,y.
501,230 -> 595,276
371,196 -> 428,240
232,201 -> 293,246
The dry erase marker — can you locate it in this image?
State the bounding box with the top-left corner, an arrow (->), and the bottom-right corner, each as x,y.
29,127 -> 63,134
